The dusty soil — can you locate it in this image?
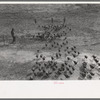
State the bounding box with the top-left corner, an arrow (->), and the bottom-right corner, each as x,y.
0,4 -> 100,80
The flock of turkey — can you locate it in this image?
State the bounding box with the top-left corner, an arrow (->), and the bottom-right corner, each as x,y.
26,18 -> 100,80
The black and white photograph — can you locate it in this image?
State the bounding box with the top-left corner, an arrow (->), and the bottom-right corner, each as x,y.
0,3 -> 100,80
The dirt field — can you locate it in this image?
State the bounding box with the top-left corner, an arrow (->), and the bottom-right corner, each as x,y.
0,4 -> 100,80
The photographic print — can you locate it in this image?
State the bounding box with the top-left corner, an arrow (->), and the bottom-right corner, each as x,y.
0,3 -> 100,80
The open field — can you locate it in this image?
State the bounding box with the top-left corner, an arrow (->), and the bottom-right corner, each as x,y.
0,4 -> 100,80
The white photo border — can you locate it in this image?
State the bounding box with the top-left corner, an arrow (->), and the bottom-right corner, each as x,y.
0,1 -> 100,98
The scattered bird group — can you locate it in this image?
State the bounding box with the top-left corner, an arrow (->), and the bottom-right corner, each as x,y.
27,17 -> 100,80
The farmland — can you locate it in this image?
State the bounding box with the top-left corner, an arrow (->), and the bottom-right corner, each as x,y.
0,4 -> 100,80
